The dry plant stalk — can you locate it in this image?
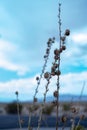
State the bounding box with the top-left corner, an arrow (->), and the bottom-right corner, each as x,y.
14,2 -> 86,130
15,91 -> 22,130
36,2 -> 70,130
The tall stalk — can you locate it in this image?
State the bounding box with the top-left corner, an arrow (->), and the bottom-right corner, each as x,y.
56,3 -> 62,130
30,2 -> 70,130
15,91 -> 22,130
37,74 -> 52,130
27,37 -> 55,130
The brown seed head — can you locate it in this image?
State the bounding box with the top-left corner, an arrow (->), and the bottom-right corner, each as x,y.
61,36 -> 66,41
36,76 -> 39,81
44,72 -> 50,79
71,107 -> 76,113
61,116 -> 67,123
55,70 -> 61,76
59,48 -> 63,53
53,91 -> 58,97
54,49 -> 59,55
62,45 -> 66,50
65,29 -> 70,36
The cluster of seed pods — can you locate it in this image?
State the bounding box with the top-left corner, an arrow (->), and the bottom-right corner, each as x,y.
35,29 -> 70,130
15,2 -> 85,130
60,97 -> 85,129
51,29 -> 70,99
34,3 -> 71,130
34,38 -> 55,130
43,72 -> 51,102
42,29 -> 70,103
51,29 -> 70,130
33,3 -> 71,130
33,37 -> 55,103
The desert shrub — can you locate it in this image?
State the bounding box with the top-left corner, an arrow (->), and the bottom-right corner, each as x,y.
6,101 -> 22,114
74,125 -> 85,130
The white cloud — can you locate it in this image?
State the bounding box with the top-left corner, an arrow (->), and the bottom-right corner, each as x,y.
59,72 -> 87,95
0,5 -> 30,76
56,28 -> 87,69
0,76 -> 37,101
71,33 -> 87,43
0,39 -> 29,75
71,27 -> 87,44
0,72 -> 87,101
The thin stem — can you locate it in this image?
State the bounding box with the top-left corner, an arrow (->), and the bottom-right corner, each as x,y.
28,112 -> 32,130
37,76 -> 51,130
37,107 -> 43,130
56,3 -> 62,130
16,95 -> 22,130
71,119 -> 75,130
34,38 -> 55,130
33,38 -> 53,100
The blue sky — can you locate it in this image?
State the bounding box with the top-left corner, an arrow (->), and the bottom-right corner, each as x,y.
0,0 -> 87,102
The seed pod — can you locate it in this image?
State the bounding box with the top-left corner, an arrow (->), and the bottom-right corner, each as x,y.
36,76 -> 39,81
51,64 -> 58,71
44,55 -> 47,58
53,63 -> 59,68
52,100 -> 57,106
62,45 -> 66,50
61,116 -> 67,123
53,91 -> 58,97
54,63 -> 59,68
55,70 -> 61,76
51,72 -> 56,76
46,48 -> 50,52
65,29 -> 70,36
52,40 -> 55,43
54,49 -> 59,55
51,66 -> 56,72
47,41 -> 51,46
44,72 -> 50,79
54,55 -> 59,60
46,48 -> 49,54
71,107 -> 76,113
61,36 -> 66,41
52,37 -> 55,43
59,48 -> 63,53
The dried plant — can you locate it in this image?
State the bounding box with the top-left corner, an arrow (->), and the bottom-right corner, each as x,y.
15,91 -> 22,130
35,2 -> 71,130
15,2 -> 86,130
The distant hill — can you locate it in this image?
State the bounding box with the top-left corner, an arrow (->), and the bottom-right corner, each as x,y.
0,94 -> 87,103
44,94 -> 87,102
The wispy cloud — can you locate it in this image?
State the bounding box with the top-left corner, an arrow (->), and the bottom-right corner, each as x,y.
0,71 -> 87,102
0,39 -> 30,75
0,0 -> 87,101
71,27 -> 87,44
60,72 -> 87,95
